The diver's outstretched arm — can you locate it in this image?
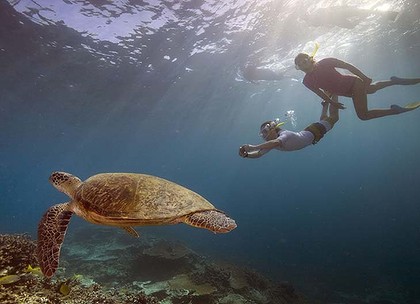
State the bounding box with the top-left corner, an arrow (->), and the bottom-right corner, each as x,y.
310,87 -> 345,109
239,141 -> 280,159
320,101 -> 329,121
328,95 -> 340,125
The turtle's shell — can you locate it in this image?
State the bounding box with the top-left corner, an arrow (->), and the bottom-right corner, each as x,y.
74,173 -> 215,222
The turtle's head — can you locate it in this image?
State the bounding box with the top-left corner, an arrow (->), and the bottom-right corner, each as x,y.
49,171 -> 82,199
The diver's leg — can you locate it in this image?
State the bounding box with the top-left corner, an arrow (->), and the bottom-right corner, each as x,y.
352,78 -> 398,120
366,80 -> 395,94
366,77 -> 420,94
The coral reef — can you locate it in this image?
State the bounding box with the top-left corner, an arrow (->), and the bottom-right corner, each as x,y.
0,230 -> 314,303
0,280 -> 160,304
0,234 -> 37,275
0,233 -> 159,304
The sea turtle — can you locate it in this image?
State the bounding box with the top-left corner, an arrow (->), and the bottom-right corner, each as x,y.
37,171 -> 237,278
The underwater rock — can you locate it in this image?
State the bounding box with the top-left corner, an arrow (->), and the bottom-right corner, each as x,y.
227,267 -> 249,290
168,273 -> 217,296
190,263 -> 231,291
132,239 -> 199,282
132,280 -> 168,296
143,240 -> 193,260
218,293 -> 250,304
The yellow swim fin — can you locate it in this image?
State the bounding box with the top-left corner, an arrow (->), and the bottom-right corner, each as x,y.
403,101 -> 420,109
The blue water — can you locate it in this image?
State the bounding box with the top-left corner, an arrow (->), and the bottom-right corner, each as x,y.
1,0 -> 420,302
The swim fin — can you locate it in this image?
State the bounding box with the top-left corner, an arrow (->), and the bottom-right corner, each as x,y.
390,76 -> 420,85
390,102 -> 420,114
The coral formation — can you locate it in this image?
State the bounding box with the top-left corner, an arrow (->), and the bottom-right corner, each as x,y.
0,233 -> 159,304
0,234 -> 37,275
0,230 -> 314,303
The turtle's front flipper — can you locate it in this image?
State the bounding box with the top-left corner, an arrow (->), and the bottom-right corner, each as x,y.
37,203 -> 73,278
184,210 -> 237,233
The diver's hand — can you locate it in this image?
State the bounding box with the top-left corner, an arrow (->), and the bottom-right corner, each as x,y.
336,102 -> 346,109
329,99 -> 346,110
239,145 -> 250,158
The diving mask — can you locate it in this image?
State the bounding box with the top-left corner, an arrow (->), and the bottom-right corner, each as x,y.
259,118 -> 285,138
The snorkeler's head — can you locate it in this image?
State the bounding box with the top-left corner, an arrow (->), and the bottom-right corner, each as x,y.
294,53 -> 314,71
259,118 -> 285,140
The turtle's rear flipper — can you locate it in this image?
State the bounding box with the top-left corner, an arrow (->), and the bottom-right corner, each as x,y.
121,226 -> 140,237
37,203 -> 73,278
184,210 -> 237,234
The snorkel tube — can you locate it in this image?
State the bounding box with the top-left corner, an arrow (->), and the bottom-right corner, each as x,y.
274,118 -> 286,128
309,41 -> 319,58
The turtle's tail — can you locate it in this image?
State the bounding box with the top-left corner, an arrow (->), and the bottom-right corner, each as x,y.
37,203 -> 73,278
184,210 -> 237,234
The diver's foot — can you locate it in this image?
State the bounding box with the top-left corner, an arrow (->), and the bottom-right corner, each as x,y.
390,76 -> 420,85
390,104 -> 418,114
